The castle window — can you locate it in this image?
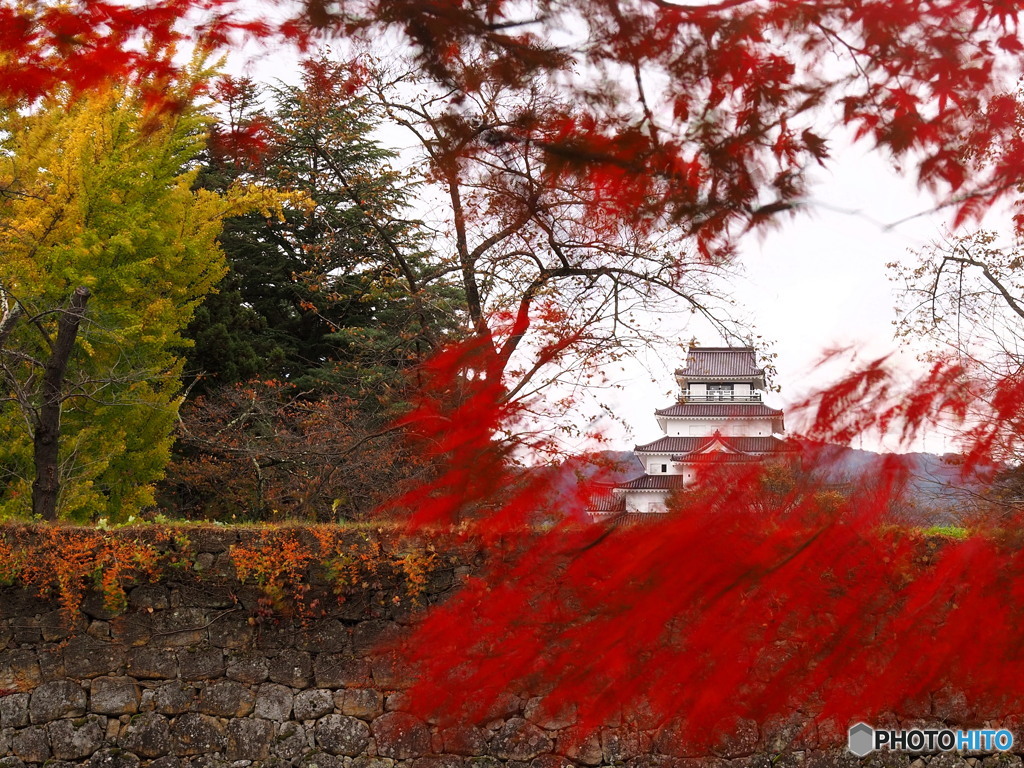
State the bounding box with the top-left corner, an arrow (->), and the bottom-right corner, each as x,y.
707,383 -> 734,400
661,464 -> 667,473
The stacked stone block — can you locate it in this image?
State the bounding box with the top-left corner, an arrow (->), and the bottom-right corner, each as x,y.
0,528 -> 1014,768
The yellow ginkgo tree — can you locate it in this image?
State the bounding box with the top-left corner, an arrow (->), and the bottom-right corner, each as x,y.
0,71 -> 288,522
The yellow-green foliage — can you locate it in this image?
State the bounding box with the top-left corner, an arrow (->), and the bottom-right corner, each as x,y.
0,71 -> 287,522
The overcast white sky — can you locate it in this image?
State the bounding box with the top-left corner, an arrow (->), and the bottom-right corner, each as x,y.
607,134 -> 959,454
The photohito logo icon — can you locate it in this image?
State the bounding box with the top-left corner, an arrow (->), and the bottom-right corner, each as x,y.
848,723 -> 874,757
848,723 -> 1013,754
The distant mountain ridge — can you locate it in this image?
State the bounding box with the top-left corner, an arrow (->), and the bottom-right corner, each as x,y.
803,443 -> 993,524
545,446 -> 990,524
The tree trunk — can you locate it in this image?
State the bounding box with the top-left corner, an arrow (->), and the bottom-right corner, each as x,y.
32,286 -> 90,521
0,303 -> 24,350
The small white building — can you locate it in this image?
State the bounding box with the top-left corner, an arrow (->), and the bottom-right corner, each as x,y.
593,345 -> 791,516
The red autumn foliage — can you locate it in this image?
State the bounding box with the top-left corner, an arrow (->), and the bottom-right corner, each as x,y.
205,75 -> 278,170
13,0 -> 1024,749
382,333 -> 602,535
376,338 -> 1024,747
7,1 -> 1024,253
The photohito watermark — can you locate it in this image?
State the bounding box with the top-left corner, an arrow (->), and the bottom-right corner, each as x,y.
848,723 -> 1014,756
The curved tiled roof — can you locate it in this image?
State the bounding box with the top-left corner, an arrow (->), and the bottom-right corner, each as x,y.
587,493 -> 627,513
616,474 -> 692,490
635,434 -> 792,455
671,452 -> 772,463
675,347 -> 763,379
654,403 -> 783,418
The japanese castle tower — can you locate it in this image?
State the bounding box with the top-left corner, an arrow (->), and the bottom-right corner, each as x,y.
594,345 -> 789,516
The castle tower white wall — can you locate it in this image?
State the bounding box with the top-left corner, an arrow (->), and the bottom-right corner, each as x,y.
594,346 -> 790,517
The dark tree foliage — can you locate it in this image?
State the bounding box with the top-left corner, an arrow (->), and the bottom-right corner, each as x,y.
162,59 -> 463,520
185,59 -> 461,402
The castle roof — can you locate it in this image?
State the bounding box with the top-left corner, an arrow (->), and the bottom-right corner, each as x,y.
616,474 -> 692,490
654,403 -> 783,418
674,346 -> 763,379
673,451 -> 778,463
635,434 -> 791,455
588,491 -> 627,512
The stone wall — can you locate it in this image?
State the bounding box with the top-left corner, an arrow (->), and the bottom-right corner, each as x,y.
0,526 -> 1014,768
